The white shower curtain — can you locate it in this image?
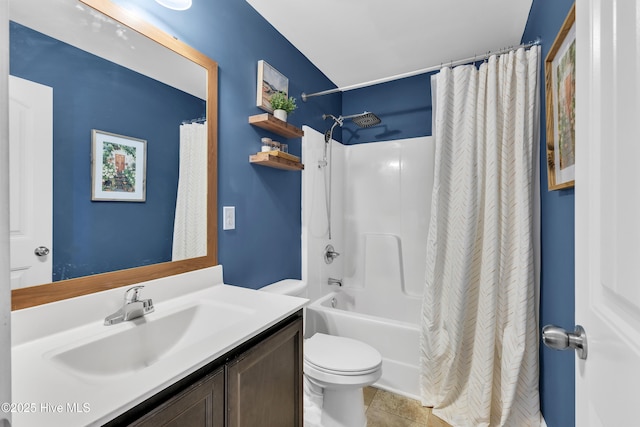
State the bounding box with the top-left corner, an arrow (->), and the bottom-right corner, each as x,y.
172,122 -> 208,260
420,47 -> 542,427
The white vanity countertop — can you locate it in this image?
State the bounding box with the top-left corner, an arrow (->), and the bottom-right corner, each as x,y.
11,266 -> 306,427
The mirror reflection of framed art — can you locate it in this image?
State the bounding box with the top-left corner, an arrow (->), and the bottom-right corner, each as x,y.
91,129 -> 147,202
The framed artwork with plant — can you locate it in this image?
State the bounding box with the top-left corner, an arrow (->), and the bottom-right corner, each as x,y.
256,60 -> 289,112
91,129 -> 146,202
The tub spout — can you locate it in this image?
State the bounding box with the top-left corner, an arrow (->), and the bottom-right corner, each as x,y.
328,277 -> 342,287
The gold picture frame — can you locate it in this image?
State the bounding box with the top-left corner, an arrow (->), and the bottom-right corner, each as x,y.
545,3 -> 576,191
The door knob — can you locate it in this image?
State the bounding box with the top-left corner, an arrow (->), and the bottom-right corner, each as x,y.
34,246 -> 50,257
542,324 -> 588,360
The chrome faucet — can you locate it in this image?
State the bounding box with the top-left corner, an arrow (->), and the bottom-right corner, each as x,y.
328,277 -> 342,287
104,285 -> 154,325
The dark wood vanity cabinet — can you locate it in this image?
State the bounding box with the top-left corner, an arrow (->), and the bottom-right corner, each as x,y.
129,368 -> 225,427
111,312 -> 303,427
227,314 -> 303,427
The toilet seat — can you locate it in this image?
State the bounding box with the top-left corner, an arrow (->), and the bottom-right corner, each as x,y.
304,333 -> 382,389
305,360 -> 381,377
305,333 -> 382,373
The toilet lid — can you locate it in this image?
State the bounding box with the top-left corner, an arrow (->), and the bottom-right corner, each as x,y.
305,333 -> 382,374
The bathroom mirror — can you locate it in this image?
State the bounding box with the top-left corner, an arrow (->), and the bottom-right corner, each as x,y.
10,0 -> 218,310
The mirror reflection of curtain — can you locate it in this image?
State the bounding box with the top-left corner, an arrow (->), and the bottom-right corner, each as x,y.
172,122 -> 207,261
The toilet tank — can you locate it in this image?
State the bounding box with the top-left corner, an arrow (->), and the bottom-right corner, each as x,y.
260,279 -> 307,298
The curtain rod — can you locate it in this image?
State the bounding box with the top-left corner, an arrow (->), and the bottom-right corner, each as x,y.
301,38 -> 541,102
182,116 -> 206,124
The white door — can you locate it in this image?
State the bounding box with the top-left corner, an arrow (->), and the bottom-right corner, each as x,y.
575,0 -> 640,425
9,76 -> 53,289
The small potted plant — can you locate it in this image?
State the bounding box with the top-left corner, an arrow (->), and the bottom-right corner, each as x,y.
269,91 -> 297,122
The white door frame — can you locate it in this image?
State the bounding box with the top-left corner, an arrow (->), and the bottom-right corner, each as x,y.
1,0 -> 14,424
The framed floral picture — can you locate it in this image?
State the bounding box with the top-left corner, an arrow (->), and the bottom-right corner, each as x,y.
545,3 -> 576,191
256,60 -> 289,112
91,129 -> 146,202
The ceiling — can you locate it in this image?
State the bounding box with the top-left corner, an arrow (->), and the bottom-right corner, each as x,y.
246,0 -> 534,93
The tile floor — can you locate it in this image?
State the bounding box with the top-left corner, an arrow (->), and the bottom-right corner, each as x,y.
363,387 -> 452,427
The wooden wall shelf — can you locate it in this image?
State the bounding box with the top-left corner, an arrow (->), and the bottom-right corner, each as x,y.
249,152 -> 304,171
249,113 -> 304,139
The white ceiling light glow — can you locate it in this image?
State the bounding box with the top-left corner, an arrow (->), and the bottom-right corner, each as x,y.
155,0 -> 192,11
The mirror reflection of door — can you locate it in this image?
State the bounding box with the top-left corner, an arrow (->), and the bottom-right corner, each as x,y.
9,76 -> 53,289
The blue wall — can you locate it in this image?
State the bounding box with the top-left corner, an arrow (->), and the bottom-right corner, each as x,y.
340,73 -> 435,144
522,1 -> 576,426
10,22 -> 205,280
110,0 -> 341,288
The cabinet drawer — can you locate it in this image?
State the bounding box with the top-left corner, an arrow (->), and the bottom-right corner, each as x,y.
129,367 -> 224,427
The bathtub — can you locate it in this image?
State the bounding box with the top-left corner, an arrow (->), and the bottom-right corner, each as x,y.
305,287 -> 421,400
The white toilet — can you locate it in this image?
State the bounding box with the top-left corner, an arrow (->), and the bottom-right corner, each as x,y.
261,279 -> 383,427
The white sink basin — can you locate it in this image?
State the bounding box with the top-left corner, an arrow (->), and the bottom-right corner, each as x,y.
13,274 -> 308,427
44,300 -> 254,381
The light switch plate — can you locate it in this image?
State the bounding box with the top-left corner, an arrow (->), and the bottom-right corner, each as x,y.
223,206 -> 235,230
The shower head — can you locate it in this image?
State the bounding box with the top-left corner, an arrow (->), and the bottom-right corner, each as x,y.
349,112 -> 381,128
323,111 -> 381,128
323,115 -> 342,143
323,114 -> 343,127
324,128 -> 333,143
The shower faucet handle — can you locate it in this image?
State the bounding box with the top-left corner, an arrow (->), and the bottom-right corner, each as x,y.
324,244 -> 340,264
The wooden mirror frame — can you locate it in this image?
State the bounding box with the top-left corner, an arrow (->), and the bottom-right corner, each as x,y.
11,0 -> 218,310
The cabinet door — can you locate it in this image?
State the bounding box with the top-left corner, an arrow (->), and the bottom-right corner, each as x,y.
227,317 -> 303,427
129,367 -> 224,427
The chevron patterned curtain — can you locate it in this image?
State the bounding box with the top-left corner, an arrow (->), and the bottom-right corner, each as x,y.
420,46 -> 543,427
172,121 -> 208,261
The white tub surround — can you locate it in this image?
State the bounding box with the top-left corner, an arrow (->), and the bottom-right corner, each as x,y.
301,127 -> 435,399
12,266 -> 307,427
